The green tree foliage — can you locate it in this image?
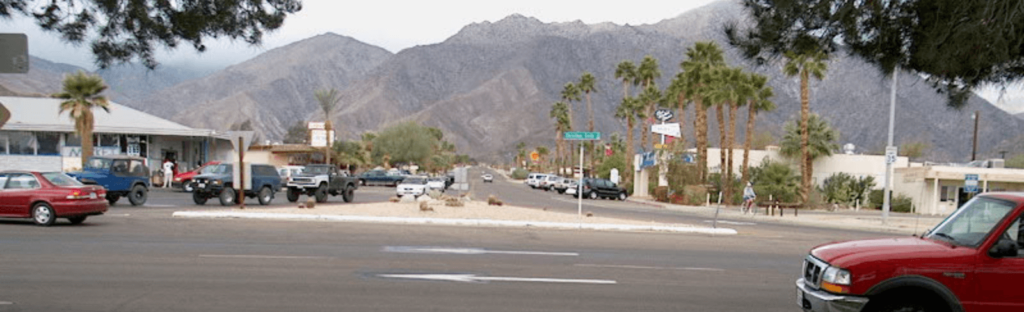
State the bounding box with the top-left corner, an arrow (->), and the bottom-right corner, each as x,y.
596,153 -> 626,181
726,0 -> 1024,108
283,121 -> 308,144
371,122 -> 439,166
900,141 -> 930,164
332,140 -> 367,169
1,0 -> 302,69
53,70 -> 109,166
821,172 -> 876,206
780,113 -> 840,203
748,159 -> 801,203
681,41 -> 727,183
1007,154 -> 1024,169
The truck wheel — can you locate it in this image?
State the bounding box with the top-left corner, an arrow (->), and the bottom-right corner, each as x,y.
181,180 -> 194,192
258,186 -> 273,205
193,191 -> 208,205
286,188 -> 300,202
315,184 -> 328,203
342,186 -> 354,203
128,185 -> 147,206
219,188 -> 236,206
107,194 -> 120,205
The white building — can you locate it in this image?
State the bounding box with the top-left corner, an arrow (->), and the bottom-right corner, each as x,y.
894,165 -> 1024,215
0,96 -> 232,173
702,146 -> 911,189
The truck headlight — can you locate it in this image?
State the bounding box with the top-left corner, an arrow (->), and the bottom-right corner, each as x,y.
821,266 -> 852,294
213,180 -> 223,185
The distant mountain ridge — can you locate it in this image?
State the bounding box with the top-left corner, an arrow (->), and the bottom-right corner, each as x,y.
2,0 -> 1022,163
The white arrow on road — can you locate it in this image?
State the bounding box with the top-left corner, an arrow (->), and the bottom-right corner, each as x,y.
378,273 -> 616,284
382,246 -> 578,257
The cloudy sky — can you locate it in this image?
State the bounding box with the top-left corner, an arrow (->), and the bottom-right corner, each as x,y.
3,0 -> 1022,113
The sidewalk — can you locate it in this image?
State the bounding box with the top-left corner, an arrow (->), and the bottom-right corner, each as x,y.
627,197 -> 946,235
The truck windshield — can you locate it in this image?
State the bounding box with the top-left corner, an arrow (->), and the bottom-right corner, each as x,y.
927,197 -> 1017,247
209,164 -> 232,174
84,158 -> 112,170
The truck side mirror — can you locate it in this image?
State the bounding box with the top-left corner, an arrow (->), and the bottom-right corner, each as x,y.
989,239 -> 1019,258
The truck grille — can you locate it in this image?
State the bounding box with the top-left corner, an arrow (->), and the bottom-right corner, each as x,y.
293,178 -> 313,183
803,256 -> 827,289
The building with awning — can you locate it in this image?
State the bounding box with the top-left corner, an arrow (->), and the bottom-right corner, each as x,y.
894,164 -> 1024,215
0,96 -> 233,173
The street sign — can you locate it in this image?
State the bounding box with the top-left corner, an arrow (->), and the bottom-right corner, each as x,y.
564,131 -> 600,140
654,109 -> 674,122
530,151 -> 540,162
310,129 -> 335,147
640,151 -> 656,169
0,33 -> 29,74
885,146 -> 898,164
0,102 -> 10,128
307,121 -> 325,130
965,174 -> 979,193
652,123 -> 681,137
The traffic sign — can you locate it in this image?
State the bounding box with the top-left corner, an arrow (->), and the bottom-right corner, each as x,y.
654,109 -> 674,122
652,123 -> 681,137
885,146 -> 898,164
965,174 -> 979,193
564,131 -> 600,140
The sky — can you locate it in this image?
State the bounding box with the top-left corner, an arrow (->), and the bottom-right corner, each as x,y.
2,0 -> 1022,113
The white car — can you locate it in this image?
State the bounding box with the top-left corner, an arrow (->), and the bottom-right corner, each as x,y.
540,175 -> 561,191
426,177 -> 447,191
482,174 -> 493,183
526,173 -> 547,189
397,176 -> 429,198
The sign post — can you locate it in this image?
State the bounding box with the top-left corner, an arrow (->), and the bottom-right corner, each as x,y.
227,131 -> 254,209
965,174 -> 979,194
882,145 -> 898,224
565,131 -> 600,226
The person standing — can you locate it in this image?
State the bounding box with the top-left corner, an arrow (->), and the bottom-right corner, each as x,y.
162,159 -> 174,188
742,182 -> 756,214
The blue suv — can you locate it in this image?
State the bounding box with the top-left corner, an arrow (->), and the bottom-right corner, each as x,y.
66,155 -> 151,206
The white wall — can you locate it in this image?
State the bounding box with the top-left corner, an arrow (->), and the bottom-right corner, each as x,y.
702,147 -> 909,189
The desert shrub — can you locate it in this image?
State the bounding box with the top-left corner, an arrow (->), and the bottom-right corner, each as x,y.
511,168 -> 529,180
427,189 -> 442,199
595,153 -> 627,181
821,173 -> 877,207
487,194 -> 501,206
654,186 -> 669,203
445,197 -> 464,207
683,185 -> 708,206
748,160 -> 800,203
389,196 -> 400,203
419,201 -> 433,212
706,173 -> 742,205
305,198 -> 316,209
867,190 -> 914,212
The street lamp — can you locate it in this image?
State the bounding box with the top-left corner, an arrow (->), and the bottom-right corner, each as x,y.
971,111 -> 980,161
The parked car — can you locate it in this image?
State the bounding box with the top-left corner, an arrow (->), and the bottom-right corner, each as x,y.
482,174 -> 493,183
795,192 -> 1024,312
172,161 -> 221,192
66,155 -> 150,206
553,178 -> 574,194
573,178 -> 628,200
191,163 -> 282,206
525,173 -> 548,189
277,165 -> 304,189
358,169 -> 406,186
540,175 -> 561,191
565,180 -> 579,196
285,164 -> 358,203
427,177 -> 447,191
396,176 -> 429,198
0,171 -> 108,226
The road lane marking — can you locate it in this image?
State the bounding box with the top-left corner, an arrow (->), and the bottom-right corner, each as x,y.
574,263 -> 724,272
703,220 -> 757,226
382,246 -> 578,257
198,255 -> 330,260
144,204 -> 176,208
378,273 -> 616,284
0,301 -> 12,305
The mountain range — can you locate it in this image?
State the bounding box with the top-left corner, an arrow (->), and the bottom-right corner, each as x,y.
2,0 -> 1022,163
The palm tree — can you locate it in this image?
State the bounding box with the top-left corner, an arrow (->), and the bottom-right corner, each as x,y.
54,71 -> 111,167
615,61 -> 638,99
706,67 -> 750,202
315,88 -> 342,166
638,84 -> 661,152
516,142 -> 527,168
536,146 -> 549,171
561,82 -> 581,171
637,56 -> 661,151
780,113 -> 840,201
741,73 -> 775,187
664,73 -> 688,149
615,97 -> 641,183
681,42 -> 726,183
782,50 -> 828,203
578,72 -> 598,172
550,101 -> 570,171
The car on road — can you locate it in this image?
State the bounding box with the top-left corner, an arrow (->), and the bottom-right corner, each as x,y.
482,174 -> 493,183
573,178 -> 628,200
173,161 -> 221,192
358,169 -> 406,187
795,192 -> 1024,312
553,178 -> 574,194
66,155 -> 150,206
285,164 -> 358,203
540,175 -> 561,191
191,163 -> 282,206
565,180 -> 578,196
0,171 -> 108,226
525,173 -> 547,189
396,176 -> 429,198
427,177 -> 447,191
277,165 -> 304,189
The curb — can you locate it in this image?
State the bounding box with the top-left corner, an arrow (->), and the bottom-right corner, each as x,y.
171,211 -> 738,235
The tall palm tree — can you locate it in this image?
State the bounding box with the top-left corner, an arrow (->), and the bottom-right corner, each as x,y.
638,84 -> 661,152
615,97 -> 641,183
782,50 -> 828,203
637,56 -> 662,151
615,61 -> 637,99
315,88 -> 342,166
707,67 -> 750,202
681,42 -> 726,183
550,101 -> 570,171
578,72 -> 598,173
561,82 -> 581,171
780,113 -> 840,200
54,71 -> 111,167
516,142 -> 527,168
664,73 -> 688,149
741,73 -> 775,187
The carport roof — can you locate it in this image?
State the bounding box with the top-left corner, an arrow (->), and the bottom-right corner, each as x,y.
0,96 -> 214,137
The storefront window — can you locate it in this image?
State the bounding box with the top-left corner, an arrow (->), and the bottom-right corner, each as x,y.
7,132 -> 35,155
36,132 -> 60,155
66,134 -> 81,147
97,134 -> 121,147
0,133 -> 7,154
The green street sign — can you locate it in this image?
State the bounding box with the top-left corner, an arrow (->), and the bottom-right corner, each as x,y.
0,103 -> 9,128
564,131 -> 600,140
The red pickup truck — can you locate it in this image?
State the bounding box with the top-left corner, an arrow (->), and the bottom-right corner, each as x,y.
796,192 -> 1024,312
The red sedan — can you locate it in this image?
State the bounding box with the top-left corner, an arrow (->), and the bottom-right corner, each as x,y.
0,171 -> 108,226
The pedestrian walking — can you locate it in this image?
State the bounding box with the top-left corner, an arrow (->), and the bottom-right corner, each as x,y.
162,158 -> 174,188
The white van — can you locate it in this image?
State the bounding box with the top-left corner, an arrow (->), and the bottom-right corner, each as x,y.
526,173 -> 548,189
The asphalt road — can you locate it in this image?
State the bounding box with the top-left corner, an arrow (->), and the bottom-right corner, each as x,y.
0,170 -> 894,312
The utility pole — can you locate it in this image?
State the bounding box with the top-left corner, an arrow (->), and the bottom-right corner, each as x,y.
971,111 -> 980,161
882,67 -> 898,225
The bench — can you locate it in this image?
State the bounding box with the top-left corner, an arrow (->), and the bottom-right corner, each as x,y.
755,201 -> 804,216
